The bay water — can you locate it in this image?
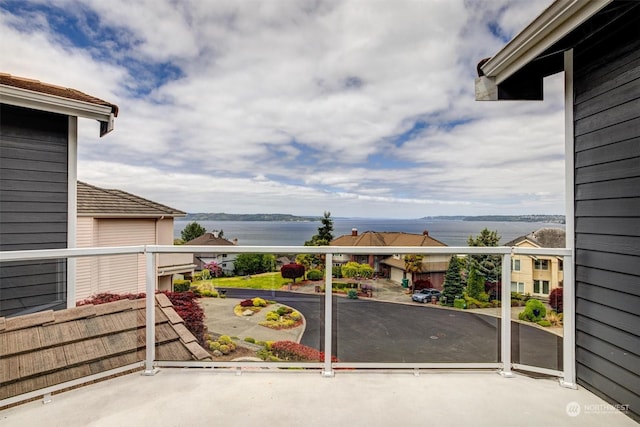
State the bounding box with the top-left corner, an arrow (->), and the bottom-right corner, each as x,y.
174,218 -> 564,247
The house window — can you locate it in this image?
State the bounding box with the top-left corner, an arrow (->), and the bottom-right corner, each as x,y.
534,259 -> 549,270
512,259 -> 521,271
559,259 -> 563,271
510,281 -> 524,293
533,280 -> 550,294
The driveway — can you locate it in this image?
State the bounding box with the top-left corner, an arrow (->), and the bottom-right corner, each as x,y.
215,288 -> 562,369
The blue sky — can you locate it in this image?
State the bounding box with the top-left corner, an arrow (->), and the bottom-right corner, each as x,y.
0,0 -> 564,218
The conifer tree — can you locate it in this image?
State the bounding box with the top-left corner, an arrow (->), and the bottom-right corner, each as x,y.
442,255 -> 464,306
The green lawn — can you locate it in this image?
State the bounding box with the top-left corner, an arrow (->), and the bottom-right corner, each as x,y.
193,272 -> 291,290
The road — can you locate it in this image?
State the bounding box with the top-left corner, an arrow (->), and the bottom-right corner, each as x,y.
217,288 -> 562,369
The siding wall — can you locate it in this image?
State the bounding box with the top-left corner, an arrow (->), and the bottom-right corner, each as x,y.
0,105 -> 68,316
573,11 -> 640,419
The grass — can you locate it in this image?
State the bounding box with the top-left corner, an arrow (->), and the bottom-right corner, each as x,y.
193,272 -> 291,290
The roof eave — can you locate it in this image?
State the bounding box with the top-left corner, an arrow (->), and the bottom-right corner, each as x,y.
476,0 -> 612,100
78,213 -> 185,218
0,84 -> 116,137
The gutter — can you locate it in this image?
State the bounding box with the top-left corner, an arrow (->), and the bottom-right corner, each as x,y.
476,0 -> 611,100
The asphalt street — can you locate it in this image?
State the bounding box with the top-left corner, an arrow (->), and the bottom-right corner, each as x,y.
217,288 -> 562,369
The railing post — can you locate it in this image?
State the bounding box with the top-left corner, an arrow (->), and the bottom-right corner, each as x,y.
500,251 -> 514,377
322,252 -> 334,377
560,254 -> 577,388
143,247 -> 158,376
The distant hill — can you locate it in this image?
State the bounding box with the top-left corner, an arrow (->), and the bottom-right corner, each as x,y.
179,213 -> 319,222
422,215 -> 565,224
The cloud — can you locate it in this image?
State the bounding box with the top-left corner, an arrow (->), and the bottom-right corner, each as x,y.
1,0 -> 562,218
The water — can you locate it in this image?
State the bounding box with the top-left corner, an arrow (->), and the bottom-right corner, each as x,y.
174,218 -> 564,246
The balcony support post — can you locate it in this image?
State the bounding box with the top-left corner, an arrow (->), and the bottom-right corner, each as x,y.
499,252 -> 514,378
143,248 -> 159,376
322,252 -> 334,377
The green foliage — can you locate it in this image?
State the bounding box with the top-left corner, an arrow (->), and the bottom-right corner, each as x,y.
403,254 -> 424,276
332,265 -> 343,278
347,289 -> 358,299
266,311 -> 280,321
466,267 -> 484,299
442,255 -> 464,306
295,253 -> 315,271
244,337 -> 256,343
341,262 -> 373,279
290,311 -> 302,321
276,306 -> 293,316
218,335 -> 232,345
305,211 -> 334,246
234,253 -> 276,275
454,298 -> 466,309
467,228 -> 501,284
181,221 -> 206,242
252,297 -> 267,307
173,279 -> 191,292
518,299 -> 547,322
200,269 -> 211,280
306,269 -> 323,280
464,292 -> 492,308
537,319 -> 552,327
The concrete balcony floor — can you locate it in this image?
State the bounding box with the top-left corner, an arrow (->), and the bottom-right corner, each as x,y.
1,369 -> 636,427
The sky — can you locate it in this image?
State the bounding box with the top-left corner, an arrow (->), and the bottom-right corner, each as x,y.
0,0 -> 565,219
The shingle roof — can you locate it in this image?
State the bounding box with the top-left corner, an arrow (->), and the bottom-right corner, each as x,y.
381,257 -> 449,272
504,228 -> 566,248
0,294 -> 210,401
78,181 -> 185,217
185,232 -> 235,246
330,231 -> 447,247
0,73 -> 119,116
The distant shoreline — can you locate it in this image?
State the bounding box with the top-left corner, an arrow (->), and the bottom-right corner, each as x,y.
177,213 -> 565,224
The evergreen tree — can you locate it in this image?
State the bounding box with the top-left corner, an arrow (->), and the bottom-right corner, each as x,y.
467,228 -> 501,284
466,266 -> 485,299
181,221 -> 206,242
305,211 -> 334,246
442,255 -> 464,306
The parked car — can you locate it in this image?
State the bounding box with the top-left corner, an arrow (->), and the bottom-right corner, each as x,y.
411,288 -> 442,303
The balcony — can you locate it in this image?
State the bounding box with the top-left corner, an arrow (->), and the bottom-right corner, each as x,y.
0,245 -> 635,426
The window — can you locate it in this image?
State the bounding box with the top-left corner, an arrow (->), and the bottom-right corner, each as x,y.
559,259 -> 563,271
533,280 -> 550,295
512,259 -> 521,271
510,281 -> 524,293
534,259 -> 549,270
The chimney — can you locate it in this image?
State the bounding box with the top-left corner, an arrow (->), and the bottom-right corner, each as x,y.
423,230 -> 429,236
352,228 -> 358,237
233,238 -> 238,245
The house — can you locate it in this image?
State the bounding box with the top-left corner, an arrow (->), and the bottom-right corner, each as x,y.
330,229 -> 449,288
184,232 -> 238,276
0,293 -> 211,401
476,0 -> 639,420
76,181 -> 195,300
0,73 -> 118,317
505,228 -> 565,298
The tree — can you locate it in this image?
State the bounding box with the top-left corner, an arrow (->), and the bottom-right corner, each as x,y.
466,266 -> 485,299
233,254 -> 275,275
403,254 -> 424,292
281,263 -> 305,283
467,228 -> 501,284
295,253 -> 315,278
305,211 -> 334,246
203,261 -> 223,278
181,222 -> 206,242
442,255 -> 464,306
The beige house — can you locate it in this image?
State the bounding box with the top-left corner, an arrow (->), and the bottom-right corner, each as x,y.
185,232 -> 238,275
330,229 -> 449,289
75,182 -> 195,302
505,228 -> 565,298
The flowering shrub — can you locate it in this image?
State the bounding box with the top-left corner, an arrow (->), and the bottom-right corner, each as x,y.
203,261 -> 223,278
269,341 -> 338,362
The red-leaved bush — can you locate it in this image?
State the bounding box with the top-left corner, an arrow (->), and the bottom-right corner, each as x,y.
270,340 -> 338,362
78,291 -> 205,345
281,263 -> 305,283
549,287 -> 563,313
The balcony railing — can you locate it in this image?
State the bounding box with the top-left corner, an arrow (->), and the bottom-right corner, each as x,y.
0,244 -> 574,407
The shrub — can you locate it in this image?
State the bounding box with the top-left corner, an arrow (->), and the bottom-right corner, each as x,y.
209,341 -> 221,351
200,269 -> 212,280
454,299 -> 466,309
266,311 -> 280,321
201,290 -> 215,297
219,344 -> 230,355
281,263 -> 305,283
347,289 -> 358,299
549,287 -> 563,313
518,299 -> 547,322
546,311 -> 563,326
270,340 -> 337,362
276,306 -> 293,316
290,311 -> 302,321
306,269 -> 323,281
218,335 -> 232,345
334,282 -> 347,290
537,319 -> 552,327
244,337 -> 256,343
252,297 -> 267,307
173,279 -> 191,292
240,299 -> 254,307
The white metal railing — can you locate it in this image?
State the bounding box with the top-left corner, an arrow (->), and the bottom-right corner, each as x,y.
0,244 -> 574,405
